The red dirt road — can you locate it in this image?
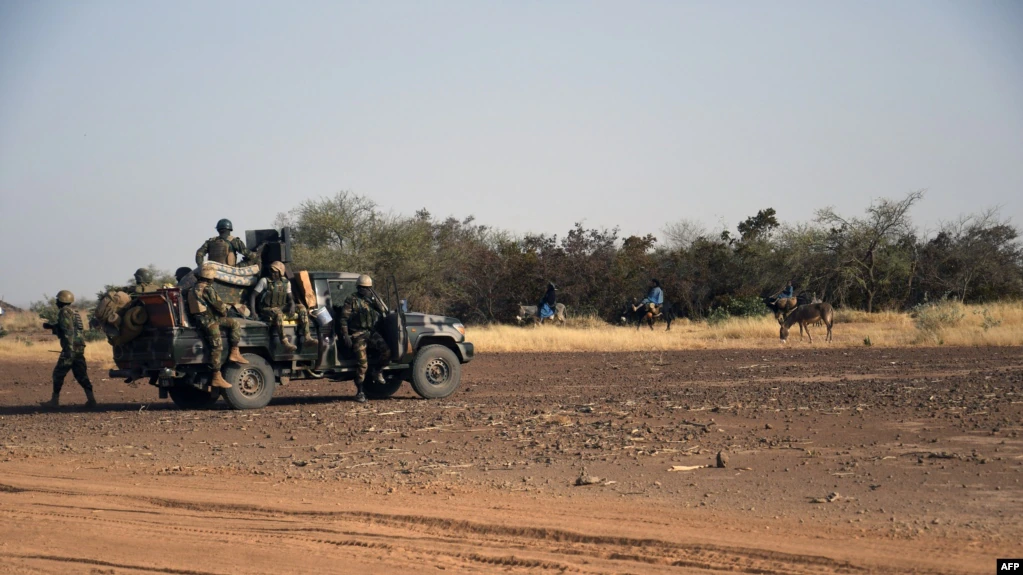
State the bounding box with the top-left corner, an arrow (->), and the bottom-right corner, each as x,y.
1,347 -> 1021,574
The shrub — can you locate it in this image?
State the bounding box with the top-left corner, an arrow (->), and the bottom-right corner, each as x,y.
706,307 -> 730,326
911,297 -> 964,341
726,296 -> 770,318
974,308 -> 1002,331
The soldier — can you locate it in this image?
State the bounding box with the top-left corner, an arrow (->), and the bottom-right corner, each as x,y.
250,261 -> 312,353
187,264 -> 248,389
195,219 -> 257,268
339,274 -> 391,403
132,267 -> 159,295
40,290 -> 96,409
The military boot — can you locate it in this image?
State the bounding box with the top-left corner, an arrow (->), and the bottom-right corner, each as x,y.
84,389 -> 97,409
281,337 -> 298,353
373,371 -> 386,386
227,346 -> 249,364
211,371 -> 232,389
39,392 -> 60,409
354,382 -> 367,404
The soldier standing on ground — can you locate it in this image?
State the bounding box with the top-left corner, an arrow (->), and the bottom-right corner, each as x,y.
250,261 -> 312,353
40,290 -> 96,409
339,274 -> 391,403
195,219 -> 257,268
187,264 -> 248,389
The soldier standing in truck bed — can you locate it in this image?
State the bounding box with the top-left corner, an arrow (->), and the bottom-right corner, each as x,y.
40,290 -> 96,409
188,264 -> 249,389
339,274 -> 391,403
195,218 -> 256,268
250,261 -> 312,353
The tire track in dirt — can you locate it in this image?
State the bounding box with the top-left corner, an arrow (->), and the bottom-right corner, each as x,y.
0,553 -> 228,575
0,489 -> 953,575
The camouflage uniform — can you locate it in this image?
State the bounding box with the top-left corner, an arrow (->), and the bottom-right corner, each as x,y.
254,276 -> 311,343
340,291 -> 391,388
189,280 -> 242,370
195,235 -> 255,267
48,305 -> 95,406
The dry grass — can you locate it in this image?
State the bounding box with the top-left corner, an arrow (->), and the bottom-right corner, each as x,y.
0,310 -> 44,333
0,336 -> 114,366
470,302 -> 1023,353
1,309 -> 113,366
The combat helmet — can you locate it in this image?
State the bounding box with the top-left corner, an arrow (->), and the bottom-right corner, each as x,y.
199,264 -> 217,280
269,261 -> 286,276
216,218 -> 233,232
134,268 -> 153,283
56,290 -> 75,305
357,274 -> 373,287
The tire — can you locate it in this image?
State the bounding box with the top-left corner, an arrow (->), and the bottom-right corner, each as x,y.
410,345 -> 461,399
168,386 -> 221,410
221,354 -> 277,410
365,371 -> 405,399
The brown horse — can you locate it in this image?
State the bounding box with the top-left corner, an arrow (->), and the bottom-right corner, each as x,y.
780,303 -> 834,344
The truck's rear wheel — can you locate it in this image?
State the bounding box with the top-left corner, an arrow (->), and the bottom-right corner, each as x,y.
410,345 -> 461,399
222,354 -> 276,410
168,386 -> 220,410
365,371 -> 404,399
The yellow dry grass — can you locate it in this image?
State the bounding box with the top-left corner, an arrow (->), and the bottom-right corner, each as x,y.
0,310 -> 44,333
471,302 -> 1023,353
0,337 -> 114,366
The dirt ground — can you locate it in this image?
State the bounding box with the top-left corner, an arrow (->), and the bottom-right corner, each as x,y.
1,347 -> 1021,574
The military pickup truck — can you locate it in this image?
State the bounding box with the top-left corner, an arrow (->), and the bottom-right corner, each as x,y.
108,240 -> 473,409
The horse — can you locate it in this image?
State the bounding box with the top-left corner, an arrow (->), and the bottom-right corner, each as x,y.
516,303 -> 567,325
780,303 -> 834,344
620,299 -> 677,331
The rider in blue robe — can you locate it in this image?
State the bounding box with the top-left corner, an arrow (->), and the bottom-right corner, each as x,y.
538,282 -> 557,319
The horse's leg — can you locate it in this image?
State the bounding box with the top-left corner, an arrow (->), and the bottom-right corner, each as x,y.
804,322 -> 813,344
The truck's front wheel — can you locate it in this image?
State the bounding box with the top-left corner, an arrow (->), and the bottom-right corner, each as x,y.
222,354 -> 277,410
410,345 -> 461,399
168,386 -> 220,410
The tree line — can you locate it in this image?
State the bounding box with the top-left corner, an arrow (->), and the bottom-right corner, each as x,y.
271,190 -> 1023,324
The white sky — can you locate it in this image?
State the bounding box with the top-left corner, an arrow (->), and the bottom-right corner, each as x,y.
1,0 -> 1021,306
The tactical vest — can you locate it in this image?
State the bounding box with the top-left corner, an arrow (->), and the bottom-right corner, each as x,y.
59,307 -> 84,348
187,284 -> 208,314
261,278 -> 289,310
347,295 -> 379,332
206,237 -> 237,265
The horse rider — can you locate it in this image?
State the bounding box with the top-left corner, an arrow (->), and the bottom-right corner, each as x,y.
195,218 -> 258,268
633,279 -> 664,316
770,280 -> 795,304
537,282 -> 557,320
339,274 -> 392,403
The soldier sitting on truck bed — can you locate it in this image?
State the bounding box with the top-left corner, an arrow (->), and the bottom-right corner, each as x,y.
249,261 -> 312,353
131,268 -> 159,295
339,274 -> 391,403
188,264 -> 249,389
195,218 -> 257,268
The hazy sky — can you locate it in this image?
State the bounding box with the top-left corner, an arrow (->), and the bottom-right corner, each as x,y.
1,1 -> 1021,306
